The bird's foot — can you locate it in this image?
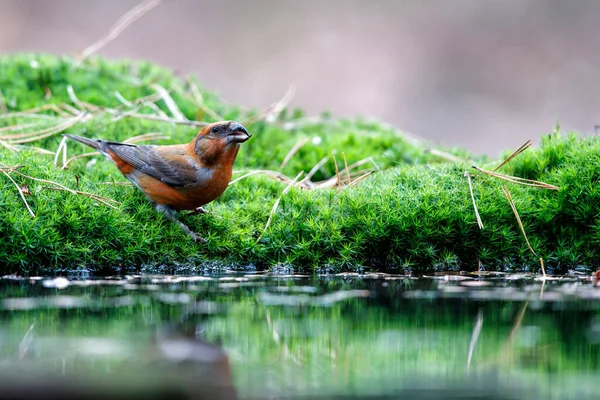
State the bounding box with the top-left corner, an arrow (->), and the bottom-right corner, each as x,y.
193,206 -> 209,214
175,219 -> 207,243
157,204 -> 207,243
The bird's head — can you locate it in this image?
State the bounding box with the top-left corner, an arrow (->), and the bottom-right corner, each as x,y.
200,121 -> 250,144
193,121 -> 251,164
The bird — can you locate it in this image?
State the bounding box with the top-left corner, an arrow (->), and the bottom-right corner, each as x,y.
65,121 -> 251,242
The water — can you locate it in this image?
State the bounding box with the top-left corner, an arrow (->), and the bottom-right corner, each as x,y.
0,272 -> 598,399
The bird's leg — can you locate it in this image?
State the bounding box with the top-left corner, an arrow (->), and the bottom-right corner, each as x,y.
156,205 -> 207,243
192,206 -> 208,214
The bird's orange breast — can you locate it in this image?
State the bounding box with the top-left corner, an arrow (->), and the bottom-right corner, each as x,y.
129,169 -> 232,210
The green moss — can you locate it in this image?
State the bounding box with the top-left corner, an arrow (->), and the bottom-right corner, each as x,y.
1,54 -> 599,273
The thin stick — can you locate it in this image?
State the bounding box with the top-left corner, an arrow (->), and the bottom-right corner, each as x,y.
502,301 -> 529,357
229,170 -> 268,186
256,171 -> 303,243
9,168 -> 120,209
18,323 -> 35,360
62,151 -> 100,169
464,172 -> 484,229
539,257 -> 546,278
280,137 -> 310,170
281,116 -> 326,130
264,85 -> 295,123
123,132 -> 170,143
332,154 -> 341,189
2,114 -> 87,144
0,123 -> 42,133
79,0 -> 161,61
1,169 -> 35,217
501,185 -> 537,257
119,112 -> 207,127
0,140 -> 18,152
472,165 -> 559,190
42,187 -> 120,209
185,77 -> 223,121
54,136 -> 68,166
303,155 -> 329,183
345,170 -> 375,188
467,309 -> 483,369
150,83 -> 186,120
427,148 -> 466,163
494,140 -> 532,172
243,85 -> 295,125
342,152 -> 351,185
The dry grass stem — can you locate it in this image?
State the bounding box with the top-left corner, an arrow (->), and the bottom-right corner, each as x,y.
150,83 -> 186,120
184,78 -> 223,121
427,148 -> 466,163
501,185 -> 537,257
63,151 -> 100,169
281,116 -> 326,130
0,112 -> 62,121
494,140 -> 532,172
243,85 -> 295,125
41,186 -> 120,209
539,257 -> 546,278
0,140 -> 18,152
316,169 -> 374,189
1,113 -> 88,144
345,170 -> 374,188
303,155 -> 330,184
464,171 -> 484,229
256,171 -> 303,243
280,137 -> 310,170
342,152 -> 351,184
332,154 -> 341,188
101,181 -> 132,186
0,167 -> 35,217
123,132 -> 170,144
18,323 -> 35,360
501,300 -> 529,359
79,0 -> 161,61
2,143 -> 55,155
8,168 -> 120,209
53,136 -> 68,166
472,165 -> 559,190
118,112 -> 207,127
0,123 -> 42,133
467,309 -> 483,369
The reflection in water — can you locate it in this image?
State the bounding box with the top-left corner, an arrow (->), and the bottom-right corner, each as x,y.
0,272 -> 598,399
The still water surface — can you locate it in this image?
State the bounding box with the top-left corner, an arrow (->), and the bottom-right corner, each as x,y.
0,272 -> 598,399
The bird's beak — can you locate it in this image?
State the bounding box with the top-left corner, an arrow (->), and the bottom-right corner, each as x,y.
226,122 -> 251,144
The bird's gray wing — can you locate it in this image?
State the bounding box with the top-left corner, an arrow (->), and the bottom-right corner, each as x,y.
106,143 -> 196,187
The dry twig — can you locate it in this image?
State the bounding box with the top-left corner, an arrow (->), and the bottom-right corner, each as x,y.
256,171 -> 303,243
464,172 -> 484,229
78,0 -> 161,62
501,185 -> 537,257
280,137 -> 310,170
494,140 -> 532,172
472,165 -> 559,190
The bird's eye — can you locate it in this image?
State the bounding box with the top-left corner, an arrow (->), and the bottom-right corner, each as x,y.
211,126 -> 219,134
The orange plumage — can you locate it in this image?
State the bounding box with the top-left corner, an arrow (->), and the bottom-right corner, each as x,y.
65,121 -> 251,242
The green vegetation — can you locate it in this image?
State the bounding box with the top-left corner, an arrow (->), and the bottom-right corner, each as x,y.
1,54 -> 599,273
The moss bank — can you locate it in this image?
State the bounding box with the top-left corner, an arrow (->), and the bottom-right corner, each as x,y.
1,54 -> 599,273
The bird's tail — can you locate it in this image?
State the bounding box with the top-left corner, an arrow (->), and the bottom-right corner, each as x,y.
64,134 -> 105,152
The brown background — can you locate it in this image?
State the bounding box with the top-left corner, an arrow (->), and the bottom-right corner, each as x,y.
1,0 -> 599,155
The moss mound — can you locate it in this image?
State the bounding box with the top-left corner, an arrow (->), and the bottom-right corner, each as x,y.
1,54 -> 599,274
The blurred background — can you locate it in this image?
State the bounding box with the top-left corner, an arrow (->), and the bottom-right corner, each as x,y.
1,0 -> 599,155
